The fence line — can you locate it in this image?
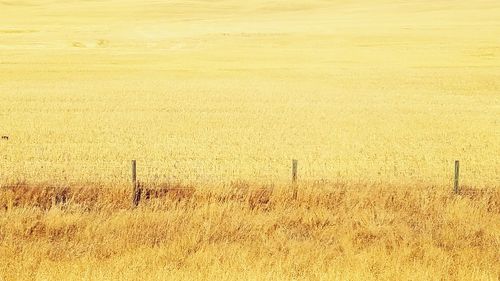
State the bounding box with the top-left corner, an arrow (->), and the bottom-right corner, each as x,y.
1,157 -> 499,206
1,157 -> 499,208
123,158 -> 497,206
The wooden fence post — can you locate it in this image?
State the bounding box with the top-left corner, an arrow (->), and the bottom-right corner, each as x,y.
292,159 -> 298,199
454,160 -> 460,194
132,160 -> 140,207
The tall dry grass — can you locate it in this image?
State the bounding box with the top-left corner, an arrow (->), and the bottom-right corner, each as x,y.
0,183 -> 498,281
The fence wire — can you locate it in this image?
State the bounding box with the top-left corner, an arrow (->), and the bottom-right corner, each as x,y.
0,157 -> 498,188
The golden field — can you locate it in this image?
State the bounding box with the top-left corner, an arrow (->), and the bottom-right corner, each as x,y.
0,0 -> 499,280
0,185 -> 499,280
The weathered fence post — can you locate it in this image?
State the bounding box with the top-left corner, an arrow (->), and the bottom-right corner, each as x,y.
132,160 -> 140,207
454,160 -> 460,194
292,159 -> 298,199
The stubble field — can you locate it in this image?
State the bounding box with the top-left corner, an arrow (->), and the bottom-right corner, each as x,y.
0,0 -> 499,280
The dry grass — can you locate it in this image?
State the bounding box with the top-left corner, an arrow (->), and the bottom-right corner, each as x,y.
0,0 -> 499,280
1,0 -> 499,187
0,184 -> 498,281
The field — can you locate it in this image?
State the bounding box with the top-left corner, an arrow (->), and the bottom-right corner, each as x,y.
0,185 -> 498,280
0,0 -> 499,280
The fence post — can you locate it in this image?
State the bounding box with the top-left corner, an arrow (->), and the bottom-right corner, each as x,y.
132,160 -> 140,207
454,160 -> 460,194
292,159 -> 298,199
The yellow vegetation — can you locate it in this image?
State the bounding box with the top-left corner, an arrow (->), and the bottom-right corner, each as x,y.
0,185 -> 499,280
0,0 -> 499,280
1,0 -> 499,187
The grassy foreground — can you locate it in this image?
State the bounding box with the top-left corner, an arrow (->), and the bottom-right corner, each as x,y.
0,184 -> 498,281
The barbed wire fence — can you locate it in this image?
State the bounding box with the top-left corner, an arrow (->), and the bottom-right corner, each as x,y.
1,156 -> 498,192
